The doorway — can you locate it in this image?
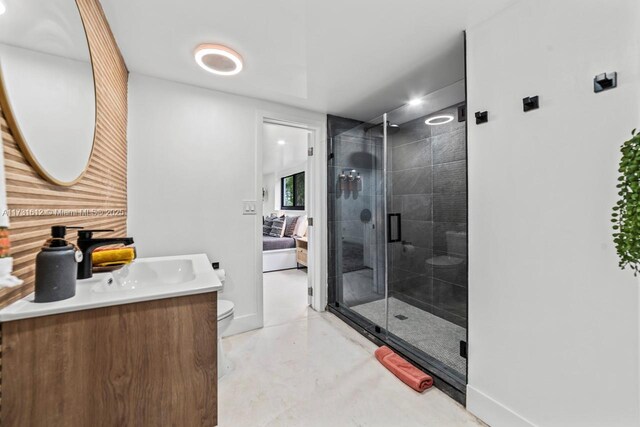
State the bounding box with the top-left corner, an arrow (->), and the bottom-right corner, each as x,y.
259,119 -> 317,325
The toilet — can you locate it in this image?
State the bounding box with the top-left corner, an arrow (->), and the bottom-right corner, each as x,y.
216,270 -> 234,379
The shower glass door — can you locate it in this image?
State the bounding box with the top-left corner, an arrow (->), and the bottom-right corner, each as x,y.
328,82 -> 468,397
384,100 -> 468,389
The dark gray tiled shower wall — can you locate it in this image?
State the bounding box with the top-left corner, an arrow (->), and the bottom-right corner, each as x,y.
389,105 -> 467,327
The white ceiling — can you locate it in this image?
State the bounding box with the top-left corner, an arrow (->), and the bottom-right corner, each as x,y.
101,0 -> 517,120
262,123 -> 309,175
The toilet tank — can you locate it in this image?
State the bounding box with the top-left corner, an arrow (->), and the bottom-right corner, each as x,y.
446,231 -> 467,256
215,269 -> 226,290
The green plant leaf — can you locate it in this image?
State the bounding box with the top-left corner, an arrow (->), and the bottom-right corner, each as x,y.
613,128 -> 640,274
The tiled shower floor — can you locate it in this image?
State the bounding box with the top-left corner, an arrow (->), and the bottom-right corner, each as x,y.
351,297 -> 467,378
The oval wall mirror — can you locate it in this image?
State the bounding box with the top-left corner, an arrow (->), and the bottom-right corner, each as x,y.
0,0 -> 96,186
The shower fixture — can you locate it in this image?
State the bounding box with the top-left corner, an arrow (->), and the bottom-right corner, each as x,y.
338,171 -> 348,191
353,172 -> 362,191
338,169 -> 362,192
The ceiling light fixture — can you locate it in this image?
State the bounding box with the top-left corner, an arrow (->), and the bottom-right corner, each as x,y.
389,123 -> 399,128
0,3 -> 6,16
425,115 -> 454,126
409,98 -> 422,106
277,140 -> 286,145
194,44 -> 243,76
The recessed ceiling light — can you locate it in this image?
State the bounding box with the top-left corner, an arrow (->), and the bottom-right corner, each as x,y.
277,140 -> 286,145
409,98 -> 422,106
389,123 -> 399,128
194,44 -> 243,76
0,3 -> 6,16
425,115 -> 454,126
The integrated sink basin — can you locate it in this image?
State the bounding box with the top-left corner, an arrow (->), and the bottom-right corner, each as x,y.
93,258 -> 197,293
0,254 -> 222,322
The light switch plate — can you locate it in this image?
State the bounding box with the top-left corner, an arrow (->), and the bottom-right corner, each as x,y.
242,200 -> 257,215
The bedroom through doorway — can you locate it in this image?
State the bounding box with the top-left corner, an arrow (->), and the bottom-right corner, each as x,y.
261,121 -> 312,325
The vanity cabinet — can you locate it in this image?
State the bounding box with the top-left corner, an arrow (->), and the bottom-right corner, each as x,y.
0,292 -> 218,426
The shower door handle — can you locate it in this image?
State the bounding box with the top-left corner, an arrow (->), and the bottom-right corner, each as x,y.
387,213 -> 402,243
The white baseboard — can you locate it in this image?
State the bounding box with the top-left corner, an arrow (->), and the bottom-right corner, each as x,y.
466,385 -> 536,427
223,312 -> 262,337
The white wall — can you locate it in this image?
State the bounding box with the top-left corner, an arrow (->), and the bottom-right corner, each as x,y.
466,1 -> 640,426
127,74 -> 325,335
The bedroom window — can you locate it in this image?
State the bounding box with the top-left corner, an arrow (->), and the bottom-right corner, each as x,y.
281,172 -> 305,210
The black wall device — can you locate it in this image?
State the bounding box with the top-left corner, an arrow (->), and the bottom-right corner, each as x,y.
475,111 -> 488,124
522,95 -> 539,112
594,72 -> 617,93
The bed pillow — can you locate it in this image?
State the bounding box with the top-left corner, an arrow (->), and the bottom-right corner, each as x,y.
283,216 -> 299,237
295,215 -> 308,237
263,214 -> 277,235
269,217 -> 286,237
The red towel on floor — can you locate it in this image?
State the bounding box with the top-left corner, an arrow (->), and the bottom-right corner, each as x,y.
374,346 -> 433,392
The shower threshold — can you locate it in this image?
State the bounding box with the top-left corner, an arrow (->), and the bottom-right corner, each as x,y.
351,297 -> 467,379
328,303 -> 467,405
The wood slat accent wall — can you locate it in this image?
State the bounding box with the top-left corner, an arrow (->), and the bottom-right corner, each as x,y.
0,0 -> 128,309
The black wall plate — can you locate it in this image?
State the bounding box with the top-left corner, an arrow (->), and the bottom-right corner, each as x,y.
475,111 -> 488,124
594,72 -> 617,93
523,95 -> 539,112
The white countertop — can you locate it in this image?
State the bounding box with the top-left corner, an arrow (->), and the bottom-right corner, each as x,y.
0,253 -> 222,322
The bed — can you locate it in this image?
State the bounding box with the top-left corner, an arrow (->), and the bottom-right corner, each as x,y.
263,236 -> 298,272
262,214 -> 308,272
263,236 -> 296,251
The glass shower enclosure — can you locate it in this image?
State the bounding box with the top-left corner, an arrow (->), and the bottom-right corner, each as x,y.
327,81 -> 468,401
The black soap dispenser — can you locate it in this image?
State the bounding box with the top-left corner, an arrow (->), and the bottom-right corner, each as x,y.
34,226 -> 83,303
